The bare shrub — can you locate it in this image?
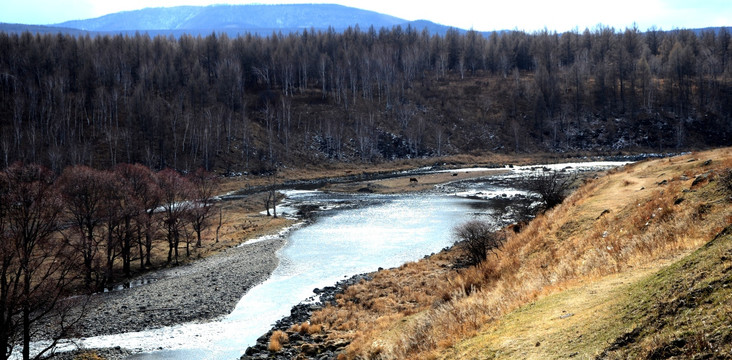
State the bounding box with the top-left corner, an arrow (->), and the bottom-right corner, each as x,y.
454,220 -> 505,265
523,171 -> 576,211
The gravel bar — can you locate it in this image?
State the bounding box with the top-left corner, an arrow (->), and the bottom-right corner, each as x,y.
70,237 -> 286,338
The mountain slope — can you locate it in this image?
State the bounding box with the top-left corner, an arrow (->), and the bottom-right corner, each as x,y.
55,4 -> 407,31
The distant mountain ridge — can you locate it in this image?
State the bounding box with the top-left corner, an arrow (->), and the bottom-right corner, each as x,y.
41,4 -> 458,36
3,4 -> 723,38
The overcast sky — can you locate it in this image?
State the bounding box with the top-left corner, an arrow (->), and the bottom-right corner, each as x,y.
1,0 -> 730,32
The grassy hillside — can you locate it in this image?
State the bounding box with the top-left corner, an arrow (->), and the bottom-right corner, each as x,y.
284,148 -> 732,359
442,225 -> 732,359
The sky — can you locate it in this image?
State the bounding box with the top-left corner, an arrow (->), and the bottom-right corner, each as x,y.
1,0 -> 730,32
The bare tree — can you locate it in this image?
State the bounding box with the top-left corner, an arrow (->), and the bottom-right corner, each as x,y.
187,168 -> 218,248
114,164 -> 162,269
0,163 -> 79,360
215,207 -> 223,243
57,165 -> 109,289
157,168 -> 193,265
264,169 -> 278,218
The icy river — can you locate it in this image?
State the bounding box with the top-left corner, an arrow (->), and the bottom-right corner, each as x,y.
39,162 -> 627,359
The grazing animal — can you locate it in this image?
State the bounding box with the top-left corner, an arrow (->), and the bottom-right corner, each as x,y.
410,178 -> 418,183
452,173 -> 458,176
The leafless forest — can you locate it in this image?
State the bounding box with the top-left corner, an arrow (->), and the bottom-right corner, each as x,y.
1,26 -> 730,174
0,163 -> 217,360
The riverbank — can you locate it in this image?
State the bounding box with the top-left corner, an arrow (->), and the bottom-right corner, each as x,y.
64,235 -> 287,339
241,272 -> 374,360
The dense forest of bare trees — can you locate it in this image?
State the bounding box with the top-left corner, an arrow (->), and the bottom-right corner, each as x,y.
0,162 -> 216,360
1,25 -> 731,174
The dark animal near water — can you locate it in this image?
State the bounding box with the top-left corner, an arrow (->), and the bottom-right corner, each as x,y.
410,178 -> 418,183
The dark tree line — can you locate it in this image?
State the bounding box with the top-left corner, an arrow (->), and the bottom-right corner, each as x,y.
1,25 -> 731,174
0,162 -> 216,360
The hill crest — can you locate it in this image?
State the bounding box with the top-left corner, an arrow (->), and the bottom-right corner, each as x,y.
54,4 -> 415,32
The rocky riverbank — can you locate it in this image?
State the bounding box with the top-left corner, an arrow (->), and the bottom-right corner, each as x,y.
62,236 -> 287,339
241,273 -> 373,360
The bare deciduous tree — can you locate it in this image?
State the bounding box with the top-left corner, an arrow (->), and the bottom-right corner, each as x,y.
0,163 -> 80,360
187,167 -> 218,248
157,168 -> 193,265
57,165 -> 110,289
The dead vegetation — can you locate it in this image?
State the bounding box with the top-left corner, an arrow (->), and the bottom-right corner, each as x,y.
268,330 -> 289,352
300,148 -> 732,359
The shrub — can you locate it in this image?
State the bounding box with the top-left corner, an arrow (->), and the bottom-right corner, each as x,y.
523,171 -> 576,210
307,323 -> 323,334
454,220 -> 504,265
268,330 -> 289,352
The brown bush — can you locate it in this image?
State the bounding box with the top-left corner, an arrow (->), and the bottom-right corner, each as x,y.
268,330 -> 289,352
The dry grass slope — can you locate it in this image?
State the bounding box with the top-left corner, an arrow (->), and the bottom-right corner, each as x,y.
304,148 -> 732,360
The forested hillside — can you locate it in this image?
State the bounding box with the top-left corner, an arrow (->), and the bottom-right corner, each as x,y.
1,26 -> 730,174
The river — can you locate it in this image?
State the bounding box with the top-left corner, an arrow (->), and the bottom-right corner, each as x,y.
42,162 -> 628,359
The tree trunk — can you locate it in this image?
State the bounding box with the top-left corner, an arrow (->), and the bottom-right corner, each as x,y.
145,230 -> 153,267
22,270 -> 30,360
215,207 -> 222,243
271,189 -> 277,218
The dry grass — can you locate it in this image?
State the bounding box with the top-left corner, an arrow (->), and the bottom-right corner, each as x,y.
308,250 -> 461,357
72,352 -> 106,360
290,321 -> 323,335
440,223 -> 732,360
268,330 -> 289,352
306,148 -> 732,359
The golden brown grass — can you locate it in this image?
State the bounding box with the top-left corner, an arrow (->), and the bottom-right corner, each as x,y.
72,352 -> 106,360
305,148 -> 732,359
289,321 -> 323,335
268,330 -> 289,352
308,250 -> 461,357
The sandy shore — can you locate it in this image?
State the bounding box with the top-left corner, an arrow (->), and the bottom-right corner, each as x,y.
68,236 -> 287,338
